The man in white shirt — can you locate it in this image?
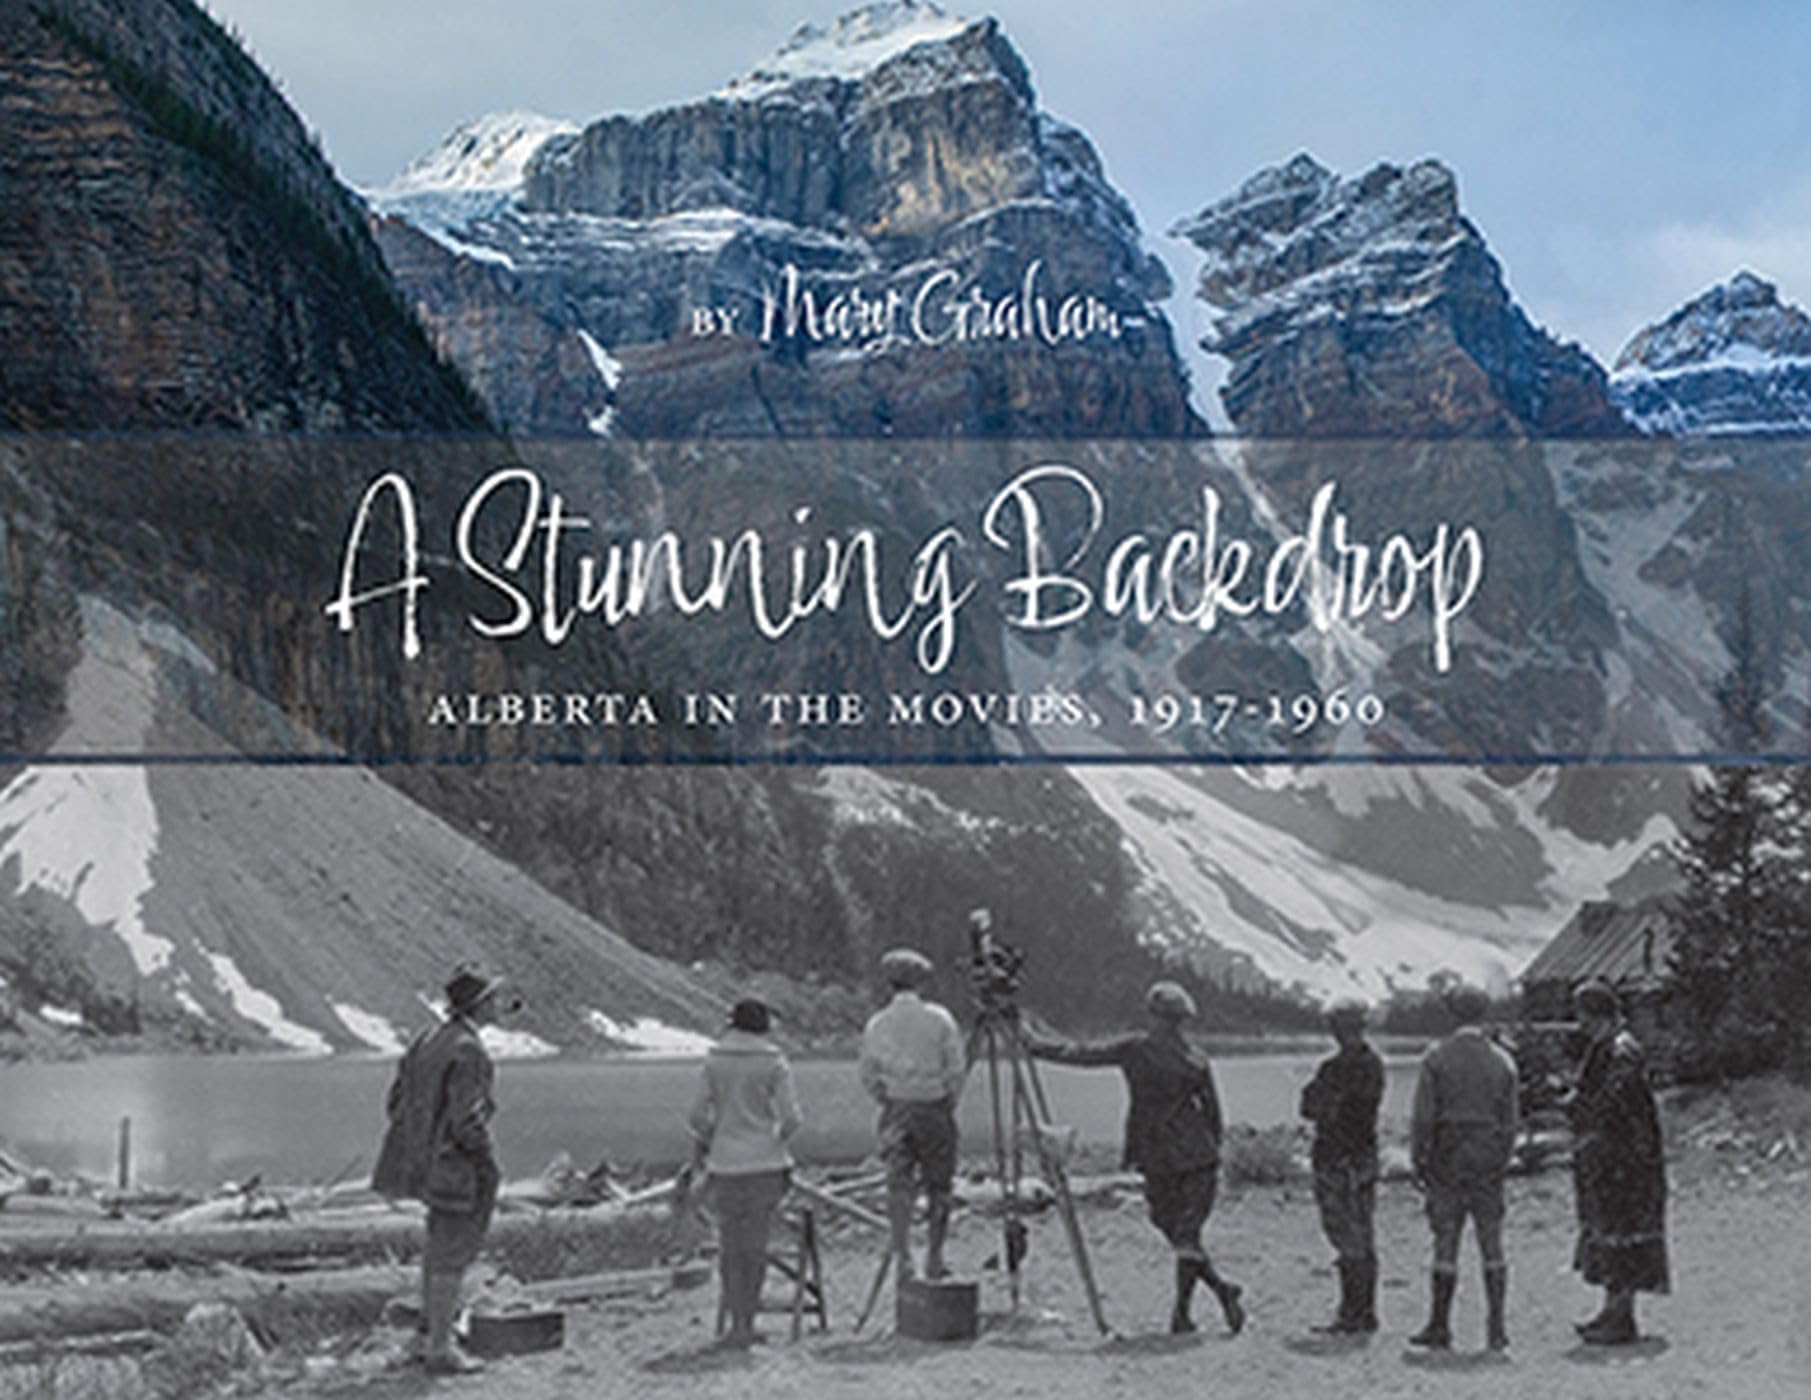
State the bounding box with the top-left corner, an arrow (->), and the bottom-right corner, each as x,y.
860,947 -> 966,1280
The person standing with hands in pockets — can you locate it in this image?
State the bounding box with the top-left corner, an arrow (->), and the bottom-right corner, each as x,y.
372,964 -> 513,1376
1300,1000 -> 1385,1334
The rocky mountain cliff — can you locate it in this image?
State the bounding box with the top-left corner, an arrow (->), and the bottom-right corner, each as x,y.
1612,271 -> 1811,436
367,0 -> 1195,437
1173,153 -> 1627,438
0,0 -> 483,432
0,0 -> 734,1053
11,0 -> 1795,1040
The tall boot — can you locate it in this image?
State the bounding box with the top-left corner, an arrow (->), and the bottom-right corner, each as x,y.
1311,1259 -> 1357,1334
1483,1264 -> 1509,1350
1353,1253 -> 1378,1333
1191,1256 -> 1245,1335
1408,1269 -> 1455,1349
1579,1286 -> 1638,1344
1169,1255 -> 1200,1334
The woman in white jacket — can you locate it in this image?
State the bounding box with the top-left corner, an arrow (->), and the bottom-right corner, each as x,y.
688,998 -> 804,1347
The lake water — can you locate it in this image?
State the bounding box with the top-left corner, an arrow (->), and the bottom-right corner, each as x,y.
0,1052 -> 1422,1190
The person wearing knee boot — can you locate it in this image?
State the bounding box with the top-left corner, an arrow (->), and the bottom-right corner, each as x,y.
1300,1000 -> 1384,1334
689,998 -> 803,1348
859,949 -> 966,1283
1026,981 -> 1244,1337
372,963 -> 513,1375
1567,980 -> 1669,1345
1408,986 -> 1517,1351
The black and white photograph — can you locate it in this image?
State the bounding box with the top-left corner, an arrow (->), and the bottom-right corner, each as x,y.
1,1 -> 1807,1395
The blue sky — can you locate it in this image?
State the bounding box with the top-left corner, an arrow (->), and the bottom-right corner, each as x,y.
205,0 -> 1811,365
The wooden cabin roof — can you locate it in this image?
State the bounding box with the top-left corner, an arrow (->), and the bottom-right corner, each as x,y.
1520,896 -> 1676,988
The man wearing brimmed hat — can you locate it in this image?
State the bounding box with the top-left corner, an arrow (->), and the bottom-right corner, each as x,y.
859,948 -> 965,1281
1300,999 -> 1384,1333
373,963 -> 512,1374
1026,980 -> 1245,1336
1408,984 -> 1517,1351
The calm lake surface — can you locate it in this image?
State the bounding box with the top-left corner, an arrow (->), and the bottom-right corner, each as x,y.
0,1052 -> 1422,1189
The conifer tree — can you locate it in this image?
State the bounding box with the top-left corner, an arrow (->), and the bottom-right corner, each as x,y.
1667,589 -> 1805,1076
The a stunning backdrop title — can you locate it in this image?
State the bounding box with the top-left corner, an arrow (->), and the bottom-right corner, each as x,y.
324,462 -> 1485,677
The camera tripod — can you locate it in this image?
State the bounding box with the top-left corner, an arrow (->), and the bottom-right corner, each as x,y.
854,1001 -> 1110,1335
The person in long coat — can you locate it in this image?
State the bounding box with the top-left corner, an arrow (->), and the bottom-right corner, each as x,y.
688,998 -> 804,1348
1027,981 -> 1245,1336
372,964 -> 511,1375
1568,979 -> 1669,1344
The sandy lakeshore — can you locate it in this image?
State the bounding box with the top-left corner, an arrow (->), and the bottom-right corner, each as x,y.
244,1139 -> 1807,1400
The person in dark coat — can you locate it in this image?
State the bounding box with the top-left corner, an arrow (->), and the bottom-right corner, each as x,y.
1027,981 -> 1245,1336
1568,979 -> 1669,1344
372,964 -> 511,1375
1300,1000 -> 1384,1333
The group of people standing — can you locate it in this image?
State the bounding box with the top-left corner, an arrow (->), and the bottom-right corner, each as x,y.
1301,982 -> 1670,1351
369,953 -> 1671,1373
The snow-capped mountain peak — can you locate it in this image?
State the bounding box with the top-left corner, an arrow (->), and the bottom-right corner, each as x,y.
1171,151 -> 1626,436
1612,271 -> 1811,435
375,110 -> 578,198
719,0 -> 973,98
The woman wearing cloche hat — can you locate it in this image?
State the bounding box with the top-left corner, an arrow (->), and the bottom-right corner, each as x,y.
1026,980 -> 1245,1337
688,998 -> 804,1348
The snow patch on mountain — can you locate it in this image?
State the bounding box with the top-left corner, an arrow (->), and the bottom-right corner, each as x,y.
206,952 -> 330,1054
720,1 -> 971,99
1065,760 -> 1676,1001
1153,231 -> 1232,432
0,596 -> 175,976
383,111 -> 578,196
0,767 -> 168,974
363,111 -> 578,249
576,329 -> 621,436
478,1025 -> 560,1059
585,1010 -> 715,1056
331,1001 -> 405,1054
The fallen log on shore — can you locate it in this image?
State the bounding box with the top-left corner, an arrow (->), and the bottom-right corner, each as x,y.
0,1264 -> 412,1347
0,1202 -> 660,1272
0,1257 -> 712,1350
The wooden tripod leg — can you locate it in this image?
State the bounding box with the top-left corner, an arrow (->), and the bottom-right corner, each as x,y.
854,1249 -> 891,1333
977,1021 -> 1024,1308
1004,1029 -> 1112,1336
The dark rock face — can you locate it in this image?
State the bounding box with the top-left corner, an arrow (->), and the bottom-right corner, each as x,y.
1173,154 -> 1627,438
0,0 -> 487,747
370,6 -> 1196,437
0,1 -> 482,432
1612,271 -> 1811,435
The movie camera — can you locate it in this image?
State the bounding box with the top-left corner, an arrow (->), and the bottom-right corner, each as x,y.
966,908 -> 1026,1017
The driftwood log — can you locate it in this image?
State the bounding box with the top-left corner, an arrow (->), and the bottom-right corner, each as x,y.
0,1203 -> 659,1271
0,1259 -> 711,1350
0,1264 -> 413,1347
